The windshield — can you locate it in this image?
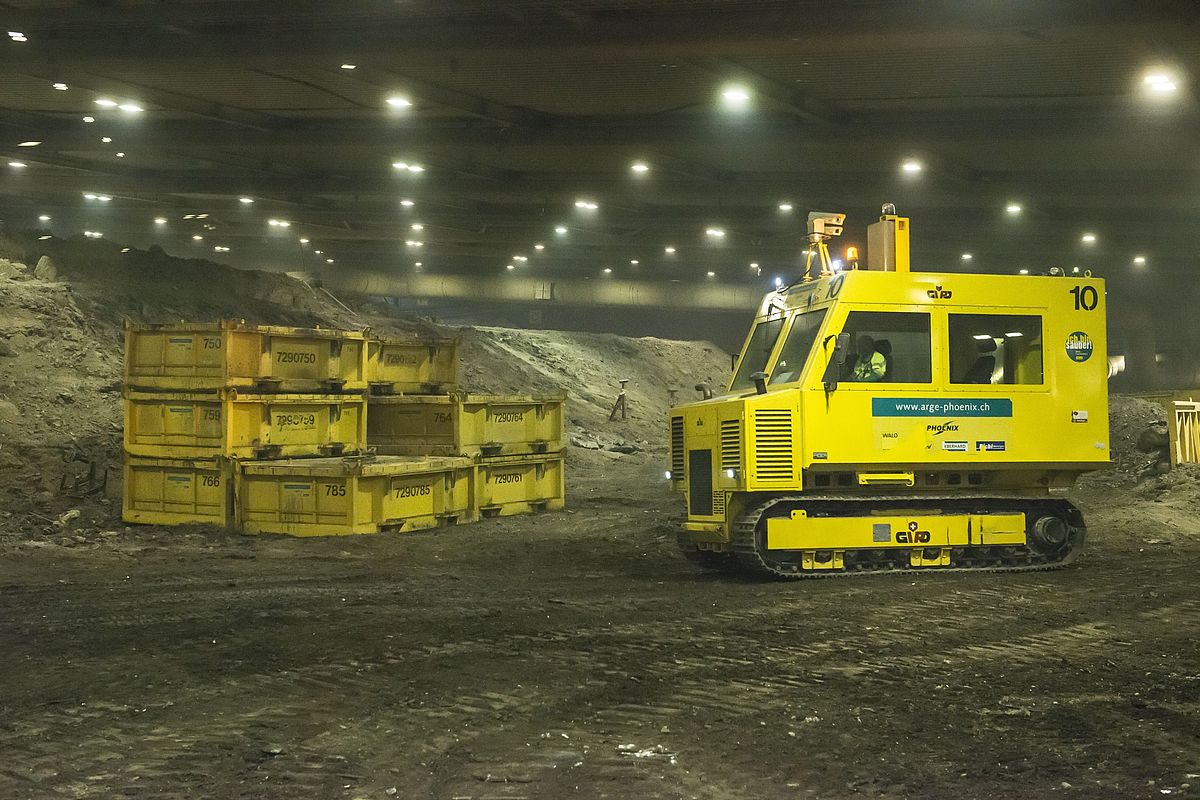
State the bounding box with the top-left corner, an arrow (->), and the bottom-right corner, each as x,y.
769,309 -> 828,384
730,316 -> 785,390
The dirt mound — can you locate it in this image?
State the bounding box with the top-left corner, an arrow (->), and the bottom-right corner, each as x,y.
0,233 -> 730,544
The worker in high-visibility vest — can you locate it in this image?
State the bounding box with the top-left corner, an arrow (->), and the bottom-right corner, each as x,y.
852,334 -> 886,382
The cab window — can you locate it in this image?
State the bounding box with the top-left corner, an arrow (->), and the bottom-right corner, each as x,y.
838,311 -> 932,383
730,316 -> 785,390
949,314 -> 1043,385
769,309 -> 827,384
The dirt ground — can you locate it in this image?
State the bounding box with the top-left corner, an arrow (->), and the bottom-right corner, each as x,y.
2,449 -> 1198,800
2,235 -> 1198,799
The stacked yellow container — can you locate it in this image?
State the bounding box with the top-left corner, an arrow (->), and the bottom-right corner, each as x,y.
120,322 -> 565,537
120,321 -> 474,536
366,337 -> 567,518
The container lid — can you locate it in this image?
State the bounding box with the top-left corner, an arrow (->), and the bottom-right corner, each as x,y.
239,454 -> 472,477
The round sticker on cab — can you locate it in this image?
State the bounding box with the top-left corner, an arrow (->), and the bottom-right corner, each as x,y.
1065,331 -> 1093,363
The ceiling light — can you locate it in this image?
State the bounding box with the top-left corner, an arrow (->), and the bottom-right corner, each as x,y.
392,161 -> 408,170
17,141 -> 40,147
630,259 -> 639,265
574,199 -> 598,210
400,199 -> 414,208
299,238 -> 309,244
664,246 -> 676,254
901,159 -> 923,175
961,253 -> 973,261
267,219 -> 290,228
972,334 -> 993,341
1081,233 -> 1097,244
506,264 -> 515,271
410,223 -> 423,231
7,161 -> 26,168
341,64 -> 357,70
214,245 -> 230,252
192,235 -> 203,241
53,82 -> 68,91
97,195 -> 111,202
630,161 -> 650,174
183,213 -> 195,219
94,98 -> 118,108
1071,266 -> 1081,274
326,258 -> 334,264
314,250 -> 323,254
1133,255 -> 1147,266
720,84 -> 751,108
84,193 -> 97,200
534,243 -> 545,251
38,234 -> 51,240
773,276 -> 783,287
9,31 -> 27,42
101,137 -> 113,144
706,271 -> 716,277
1004,331 -> 1024,338
414,262 -> 422,267
555,225 -> 568,234
778,202 -> 793,212
407,164 -> 424,173
1006,203 -> 1023,215
154,217 -> 166,225
115,152 -> 125,158
513,255 -> 527,262
705,228 -> 725,238
1018,268 -> 1029,275
38,215 -> 50,222
239,197 -> 254,204
386,96 -> 413,109
118,103 -> 143,114
405,240 -> 423,247
1143,70 -> 1179,96
603,267 -> 613,274
82,116 -> 95,123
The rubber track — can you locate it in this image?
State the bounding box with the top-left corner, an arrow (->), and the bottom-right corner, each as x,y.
726,494 -> 1086,580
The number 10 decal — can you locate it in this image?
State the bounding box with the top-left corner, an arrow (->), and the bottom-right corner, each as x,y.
1070,285 -> 1098,311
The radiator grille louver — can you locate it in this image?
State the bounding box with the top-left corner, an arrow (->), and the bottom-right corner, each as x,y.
670,416 -> 685,475
754,408 -> 794,481
719,419 -> 741,471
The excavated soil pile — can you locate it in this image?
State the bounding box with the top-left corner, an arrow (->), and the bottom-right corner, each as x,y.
0,233 -> 728,544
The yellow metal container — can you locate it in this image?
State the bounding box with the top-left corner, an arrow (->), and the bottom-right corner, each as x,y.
122,456 -> 233,528
124,389 -> 367,459
124,320 -> 368,392
367,392 -> 566,458
474,452 -> 566,517
367,336 -> 459,395
236,455 -> 475,537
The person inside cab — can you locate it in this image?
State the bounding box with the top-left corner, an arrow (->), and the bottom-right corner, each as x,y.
851,334 -> 886,382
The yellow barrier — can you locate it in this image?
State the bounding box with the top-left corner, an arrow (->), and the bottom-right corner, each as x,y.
368,393 -> 566,458
122,456 -> 233,528
1172,401 -> 1200,465
124,320 -> 368,392
475,452 -> 566,518
367,336 -> 459,395
124,390 -> 366,459
237,455 -> 475,536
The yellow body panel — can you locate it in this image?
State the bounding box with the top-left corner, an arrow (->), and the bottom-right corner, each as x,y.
765,510 -> 1026,550
367,337 -> 460,394
671,269 -> 1109,543
124,390 -> 367,459
237,456 -> 474,537
124,320 -> 368,392
474,452 -> 566,517
368,393 -> 566,458
122,456 -> 233,528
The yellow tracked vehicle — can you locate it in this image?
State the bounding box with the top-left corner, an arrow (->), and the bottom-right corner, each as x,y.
670,209 -> 1108,578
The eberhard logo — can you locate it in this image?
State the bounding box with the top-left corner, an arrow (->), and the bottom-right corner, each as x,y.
925,421 -> 960,435
926,284 -> 952,299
